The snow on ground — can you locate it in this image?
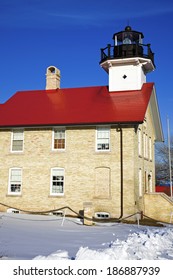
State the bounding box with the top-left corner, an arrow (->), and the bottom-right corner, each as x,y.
0,213 -> 173,260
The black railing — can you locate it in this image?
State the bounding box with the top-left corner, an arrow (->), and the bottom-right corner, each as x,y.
100,43 -> 154,66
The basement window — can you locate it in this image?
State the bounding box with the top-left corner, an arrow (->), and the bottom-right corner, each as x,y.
7,208 -> 20,214
52,211 -> 63,216
94,212 -> 110,219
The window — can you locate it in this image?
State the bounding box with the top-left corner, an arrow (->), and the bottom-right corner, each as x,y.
94,167 -> 110,198
9,168 -> 22,194
138,168 -> 142,197
145,134 -> 148,159
143,117 -> 147,129
144,171 -> 148,193
51,168 -> 64,195
53,128 -> 65,150
149,137 -> 152,161
149,171 -> 153,192
143,133 -> 148,159
143,133 -> 145,157
138,129 -> 142,156
96,127 -> 110,151
11,130 -> 24,152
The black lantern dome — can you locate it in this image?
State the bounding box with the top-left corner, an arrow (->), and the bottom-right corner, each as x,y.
100,26 -> 154,66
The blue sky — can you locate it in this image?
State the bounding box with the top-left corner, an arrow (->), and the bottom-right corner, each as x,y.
0,0 -> 173,138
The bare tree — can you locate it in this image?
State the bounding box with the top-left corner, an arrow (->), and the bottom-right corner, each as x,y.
155,137 -> 173,185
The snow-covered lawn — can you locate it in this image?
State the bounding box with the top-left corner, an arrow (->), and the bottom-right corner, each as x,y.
0,213 -> 173,260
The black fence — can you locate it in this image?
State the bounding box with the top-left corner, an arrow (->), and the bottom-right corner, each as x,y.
100,43 -> 154,65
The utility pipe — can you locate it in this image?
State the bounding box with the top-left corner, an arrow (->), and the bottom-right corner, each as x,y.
117,126 -> 123,219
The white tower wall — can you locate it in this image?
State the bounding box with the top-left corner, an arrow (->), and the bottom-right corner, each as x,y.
109,62 -> 146,91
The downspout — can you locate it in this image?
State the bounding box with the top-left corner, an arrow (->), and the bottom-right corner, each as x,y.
117,126 -> 123,220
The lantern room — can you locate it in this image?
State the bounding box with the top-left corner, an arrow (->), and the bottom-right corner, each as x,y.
113,25 -> 143,45
100,25 -> 154,66
113,26 -> 144,59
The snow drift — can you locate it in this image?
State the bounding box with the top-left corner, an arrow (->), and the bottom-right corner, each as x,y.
34,228 -> 173,260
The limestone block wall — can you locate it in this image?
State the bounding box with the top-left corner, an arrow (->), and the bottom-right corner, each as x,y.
0,122 -> 156,219
133,106 -> 156,215
144,193 -> 173,223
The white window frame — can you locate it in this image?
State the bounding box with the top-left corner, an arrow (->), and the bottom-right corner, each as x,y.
138,129 -> 142,156
96,126 -> 110,151
145,134 -> 148,159
52,128 -> 66,151
143,133 -> 146,158
8,168 -> 22,195
149,137 -> 152,161
11,130 -> 24,152
143,133 -> 148,159
50,168 -> 65,196
149,171 -> 153,192
138,168 -> 142,197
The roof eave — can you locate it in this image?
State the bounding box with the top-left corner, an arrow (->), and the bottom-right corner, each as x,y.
0,121 -> 143,129
149,86 -> 164,142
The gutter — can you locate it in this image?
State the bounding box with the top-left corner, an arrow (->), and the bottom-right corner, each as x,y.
117,126 -> 123,220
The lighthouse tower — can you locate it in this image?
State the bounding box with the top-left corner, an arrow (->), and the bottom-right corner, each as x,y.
100,26 -> 155,92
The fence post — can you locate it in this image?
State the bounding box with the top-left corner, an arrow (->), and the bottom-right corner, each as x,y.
136,212 -> 141,228
83,202 -> 93,226
61,209 -> 66,227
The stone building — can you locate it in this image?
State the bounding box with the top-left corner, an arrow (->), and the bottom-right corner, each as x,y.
0,26 -> 172,223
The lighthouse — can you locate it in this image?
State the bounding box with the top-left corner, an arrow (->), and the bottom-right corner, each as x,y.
100,26 -> 155,92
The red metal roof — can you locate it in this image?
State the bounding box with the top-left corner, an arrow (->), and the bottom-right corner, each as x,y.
0,83 -> 154,127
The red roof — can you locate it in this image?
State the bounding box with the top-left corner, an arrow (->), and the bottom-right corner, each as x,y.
0,83 -> 154,127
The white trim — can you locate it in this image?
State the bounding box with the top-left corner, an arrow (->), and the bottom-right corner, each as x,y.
149,171 -> 153,193
143,132 -> 146,158
100,57 -> 155,77
50,167 -> 65,196
138,168 -> 142,197
145,134 -> 148,159
8,167 -> 22,195
149,137 -> 152,161
138,128 -> 142,156
149,86 -> 164,142
143,132 -> 148,159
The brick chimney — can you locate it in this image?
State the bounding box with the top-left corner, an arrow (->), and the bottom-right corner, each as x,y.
46,66 -> 60,90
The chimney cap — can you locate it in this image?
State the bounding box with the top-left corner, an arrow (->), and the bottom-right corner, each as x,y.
46,66 -> 60,75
